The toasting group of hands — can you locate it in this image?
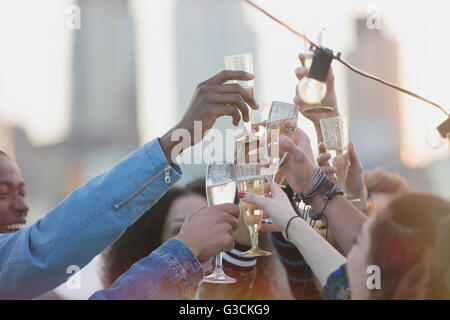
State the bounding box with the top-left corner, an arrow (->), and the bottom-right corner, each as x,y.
163,53 -> 364,282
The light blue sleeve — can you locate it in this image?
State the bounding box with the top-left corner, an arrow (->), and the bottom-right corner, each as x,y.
89,239 -> 203,300
0,139 -> 182,299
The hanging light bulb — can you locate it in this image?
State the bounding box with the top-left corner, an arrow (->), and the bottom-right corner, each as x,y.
426,128 -> 446,149
297,48 -> 334,113
425,117 -> 450,149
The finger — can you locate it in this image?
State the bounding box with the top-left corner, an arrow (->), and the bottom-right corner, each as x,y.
223,215 -> 239,231
210,94 -> 250,122
240,192 -> 271,212
293,93 -> 315,110
317,153 -> 331,166
213,105 -> 241,126
348,142 -> 363,172
279,135 -> 306,163
295,66 -> 308,82
320,166 -> 336,176
299,53 -> 306,67
325,66 -> 335,90
213,84 -> 259,110
292,127 -> 302,146
318,142 -> 327,154
202,70 -> 254,86
267,182 -> 285,201
217,203 -> 240,219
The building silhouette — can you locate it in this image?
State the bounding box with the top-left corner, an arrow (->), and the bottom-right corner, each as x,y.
347,18 -> 401,169
346,17 -> 431,191
174,0 -> 257,184
11,0 -> 139,224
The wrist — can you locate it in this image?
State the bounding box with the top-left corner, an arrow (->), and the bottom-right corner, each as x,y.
174,235 -> 200,259
295,161 -> 317,194
159,125 -> 182,165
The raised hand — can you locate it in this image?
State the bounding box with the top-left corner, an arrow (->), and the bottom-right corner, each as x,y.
294,53 -> 340,143
179,70 -> 259,140
240,183 -> 297,240
279,129 -> 317,194
175,203 -> 240,261
160,70 -> 259,163
317,141 -> 367,208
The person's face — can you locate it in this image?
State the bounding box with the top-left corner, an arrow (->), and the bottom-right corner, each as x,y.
346,215 -> 376,300
161,194 -> 207,243
0,155 -> 28,233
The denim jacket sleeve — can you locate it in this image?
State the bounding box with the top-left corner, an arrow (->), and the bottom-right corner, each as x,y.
90,239 -> 203,300
0,138 -> 182,299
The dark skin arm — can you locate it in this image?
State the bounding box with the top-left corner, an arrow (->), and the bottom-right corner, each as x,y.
160,70 -> 259,163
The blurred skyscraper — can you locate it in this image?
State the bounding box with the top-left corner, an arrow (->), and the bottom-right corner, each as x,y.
347,18 -> 401,169
346,17 -> 430,191
70,0 -> 138,149
11,0 -> 139,224
174,0 -> 256,184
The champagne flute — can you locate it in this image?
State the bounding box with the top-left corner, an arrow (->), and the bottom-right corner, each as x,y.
224,53 -> 254,96
202,162 -> 237,284
235,163 -> 271,257
264,101 -> 298,183
319,116 -> 354,201
225,53 -> 255,132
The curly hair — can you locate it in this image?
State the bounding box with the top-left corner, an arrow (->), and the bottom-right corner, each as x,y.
101,178 -> 208,288
100,187 -> 189,288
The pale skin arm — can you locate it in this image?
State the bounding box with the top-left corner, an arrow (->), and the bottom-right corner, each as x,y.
288,217 -> 347,286
242,183 -> 346,286
308,194 -> 367,254
278,132 -> 367,255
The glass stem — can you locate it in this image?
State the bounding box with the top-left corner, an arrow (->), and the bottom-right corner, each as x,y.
215,252 -> 224,273
250,230 -> 259,251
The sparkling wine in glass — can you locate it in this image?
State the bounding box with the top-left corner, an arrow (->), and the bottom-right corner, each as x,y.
264,102 -> 298,183
202,162 -> 237,284
235,163 -> 271,257
225,53 -> 255,132
319,116 -> 351,197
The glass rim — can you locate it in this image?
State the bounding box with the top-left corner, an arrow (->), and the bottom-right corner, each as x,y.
206,161 -> 234,165
224,53 -> 253,60
319,115 -> 348,124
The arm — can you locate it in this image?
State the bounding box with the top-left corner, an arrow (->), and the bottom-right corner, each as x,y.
308,194 -> 367,254
91,204 -> 240,300
287,217 -> 347,286
280,130 -> 367,255
241,183 -> 346,287
90,239 -> 203,300
0,138 -> 181,299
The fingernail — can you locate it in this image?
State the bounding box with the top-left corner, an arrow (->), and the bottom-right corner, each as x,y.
238,192 -> 246,199
245,72 -> 254,79
279,135 -> 287,144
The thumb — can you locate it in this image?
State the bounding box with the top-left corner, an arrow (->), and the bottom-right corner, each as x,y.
348,142 -> 363,172
280,135 -> 306,162
266,182 -> 285,201
241,192 -> 272,212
